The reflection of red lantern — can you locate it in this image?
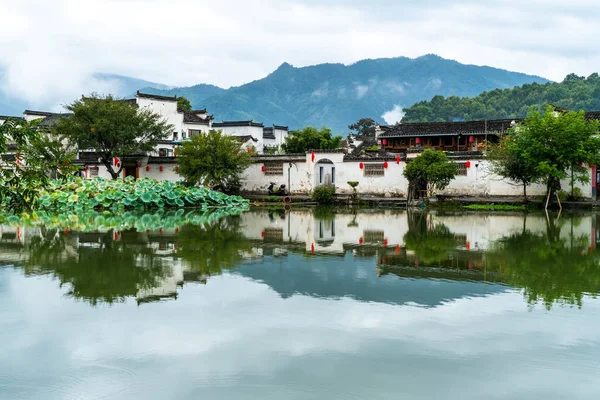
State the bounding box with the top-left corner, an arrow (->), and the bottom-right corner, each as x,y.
466,241 -> 471,250
469,136 -> 474,143
382,139 -> 387,145
395,244 -> 400,254
415,137 -> 421,145
311,243 -> 315,254
396,154 -> 401,165
94,165 -> 99,170
159,166 -> 164,172
84,165 -> 89,171
261,165 -> 266,172
261,231 -> 265,238
383,238 -> 388,246
383,161 -> 388,169
359,237 -> 364,245
146,166 -> 150,172
175,165 -> 179,172
466,161 -> 471,168
359,162 -> 364,169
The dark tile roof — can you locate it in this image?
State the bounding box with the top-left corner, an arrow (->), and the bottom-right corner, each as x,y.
0,115 -> 23,121
263,127 -> 275,139
136,91 -> 177,102
183,111 -> 209,124
212,120 -> 264,128
273,125 -> 288,130
191,109 -> 207,114
24,110 -> 55,117
585,111 -> 600,121
236,135 -> 258,143
378,119 -> 519,138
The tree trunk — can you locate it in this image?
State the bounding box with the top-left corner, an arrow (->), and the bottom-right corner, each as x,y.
523,182 -> 527,202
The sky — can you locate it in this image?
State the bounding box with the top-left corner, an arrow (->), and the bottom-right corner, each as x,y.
1,0 -> 600,109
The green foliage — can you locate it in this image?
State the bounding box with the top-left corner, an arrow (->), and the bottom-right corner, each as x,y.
32,177 -> 249,213
403,73 -> 600,122
403,149 -> 457,196
366,145 -> 379,151
52,94 -> 173,179
403,214 -> 462,264
282,126 -> 342,154
177,96 -> 192,111
349,118 -> 377,137
463,204 -> 526,211
311,185 -> 336,204
177,130 -> 252,193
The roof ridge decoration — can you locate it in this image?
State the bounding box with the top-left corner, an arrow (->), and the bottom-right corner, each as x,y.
136,90 -> 178,102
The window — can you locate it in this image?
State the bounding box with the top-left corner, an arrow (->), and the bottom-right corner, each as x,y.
331,167 -> 335,184
457,162 -> 468,176
264,162 -> 284,176
173,131 -> 179,141
158,148 -> 173,157
182,131 -> 187,139
263,227 -> 283,242
363,230 -> 385,244
319,166 -> 324,184
89,167 -> 99,177
189,129 -> 202,137
364,163 -> 385,177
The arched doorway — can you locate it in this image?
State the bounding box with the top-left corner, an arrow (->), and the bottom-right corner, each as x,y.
315,159 -> 335,188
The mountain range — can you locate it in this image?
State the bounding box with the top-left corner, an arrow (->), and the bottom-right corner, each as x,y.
1,55 -> 549,132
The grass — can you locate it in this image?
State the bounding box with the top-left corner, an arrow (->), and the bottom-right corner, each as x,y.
463,204 -> 527,211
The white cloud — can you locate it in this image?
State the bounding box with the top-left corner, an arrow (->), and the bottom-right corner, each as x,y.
382,105 -> 405,124
355,84 -> 369,99
1,0 -> 600,110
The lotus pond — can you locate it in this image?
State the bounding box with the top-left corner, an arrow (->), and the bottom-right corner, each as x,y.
1,209 -> 600,400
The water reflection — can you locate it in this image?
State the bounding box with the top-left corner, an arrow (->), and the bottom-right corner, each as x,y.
2,209 -> 600,309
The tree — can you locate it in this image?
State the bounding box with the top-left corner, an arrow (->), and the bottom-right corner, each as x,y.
176,130 -> 252,193
281,126 -> 342,154
403,149 -> 457,198
487,133 -> 539,201
514,106 -> 600,202
177,96 -> 192,111
348,118 -> 377,137
52,94 -> 173,179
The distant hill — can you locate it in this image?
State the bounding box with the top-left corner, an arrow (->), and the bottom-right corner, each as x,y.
402,73 -> 600,123
138,83 -> 226,110
145,54 -> 549,132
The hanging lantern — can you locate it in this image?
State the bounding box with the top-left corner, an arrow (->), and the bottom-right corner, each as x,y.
261,165 -> 266,172
175,165 -> 179,172
383,161 -> 388,169
146,166 -> 150,172
359,237 -> 364,245
395,244 -> 400,254
94,165 -> 99,170
465,241 -> 471,250
415,137 -> 421,145
84,165 -> 89,171
137,161 -> 142,168
466,161 -> 471,168
359,162 -> 364,169
469,135 -> 475,143
247,147 -> 252,153
383,238 -> 388,246
396,154 -> 400,165
159,166 -> 164,172
382,139 -> 388,145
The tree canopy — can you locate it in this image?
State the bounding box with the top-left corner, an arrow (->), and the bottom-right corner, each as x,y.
52,94 -> 173,179
402,73 -> 600,122
176,130 -> 252,193
403,149 -> 457,198
282,126 -> 342,154
348,118 -> 377,137
177,96 -> 192,111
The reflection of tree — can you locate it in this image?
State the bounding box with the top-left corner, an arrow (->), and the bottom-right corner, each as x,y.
403,212 -> 462,264
487,217 -> 600,309
175,216 -> 250,279
23,231 -> 170,306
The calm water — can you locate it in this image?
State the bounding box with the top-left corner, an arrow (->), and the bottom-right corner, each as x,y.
1,209 -> 600,399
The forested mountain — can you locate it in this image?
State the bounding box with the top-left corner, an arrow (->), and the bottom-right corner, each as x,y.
138,84 -> 226,109
140,55 -> 548,133
402,73 -> 600,123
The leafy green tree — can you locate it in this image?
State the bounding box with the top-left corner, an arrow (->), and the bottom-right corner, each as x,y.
52,94 -> 173,179
487,133 -> 539,201
0,118 -> 54,212
348,118 -> 377,137
514,107 -> 600,202
403,149 -> 457,198
402,73 -> 600,122
177,96 -> 192,111
177,130 -> 252,193
282,126 -> 342,154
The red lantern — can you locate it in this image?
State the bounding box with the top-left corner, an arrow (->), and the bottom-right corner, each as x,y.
175,165 -> 179,172
395,244 -> 400,254
159,166 -> 164,172
383,238 -> 388,246
137,161 -> 142,168
383,161 -> 388,169
146,166 -> 150,172
466,161 -> 471,168
84,165 -> 89,171
247,147 -> 252,153
382,139 -> 387,145
359,162 -> 364,169
415,137 -> 421,145
359,237 -> 364,245
94,165 -> 99,170
396,154 -> 400,165
311,150 -> 316,163
261,165 -> 266,172
466,241 -> 471,250
469,135 -> 474,143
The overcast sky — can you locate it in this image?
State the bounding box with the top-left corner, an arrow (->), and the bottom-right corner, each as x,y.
1,0 -> 600,108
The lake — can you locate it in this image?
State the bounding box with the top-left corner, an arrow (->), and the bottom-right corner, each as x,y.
1,208 -> 600,399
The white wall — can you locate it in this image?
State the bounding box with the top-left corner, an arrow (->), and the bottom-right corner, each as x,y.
137,97 -> 182,137
219,125 -> 264,152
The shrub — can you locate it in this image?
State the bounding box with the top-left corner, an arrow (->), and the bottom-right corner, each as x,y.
311,186 -> 336,204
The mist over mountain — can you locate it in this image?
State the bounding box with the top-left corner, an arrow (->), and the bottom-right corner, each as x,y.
1,55 -> 548,132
